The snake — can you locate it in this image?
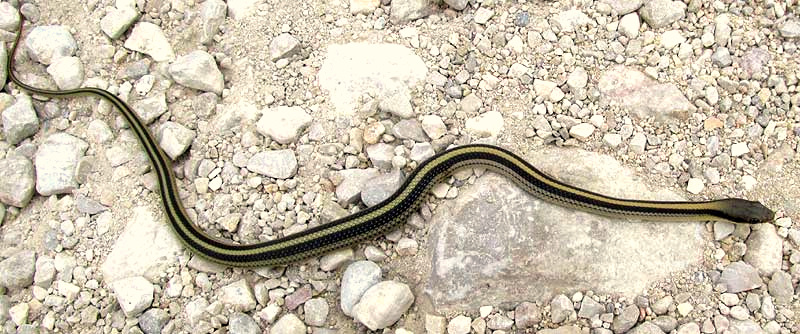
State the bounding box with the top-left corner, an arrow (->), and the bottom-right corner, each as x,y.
5,14 -> 775,267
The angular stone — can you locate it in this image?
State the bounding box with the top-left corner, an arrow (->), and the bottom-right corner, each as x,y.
269,33 -> 300,61
341,261 -> 382,316
550,294 -> 574,323
390,0 -> 434,22
199,0 -> 227,44
350,0 -> 380,14
46,56 -> 84,90
0,154 -> 35,207
361,169 -> 404,207
555,9 -> 592,32
601,0 -> 643,15
168,51 -> 224,94
220,279 -> 256,312
514,302 -> 540,329
719,262 -> 763,293
226,0 -> 260,19
352,281 -> 414,330
34,133 -> 89,196
100,6 -> 139,39
2,95 -> 39,145
578,297 -> 604,319
132,93 -> 168,124
629,322 -> 666,334
24,26 -> 77,65
613,305 -> 640,333
157,121 -> 196,160
744,224 -> 782,275
111,276 -> 153,317
767,271 -> 793,304
336,168 -> 381,204
0,2 -> 20,31
123,22 -> 175,62
0,250 -> 36,289
639,0 -> 686,29
256,106 -> 312,144
246,150 -> 298,179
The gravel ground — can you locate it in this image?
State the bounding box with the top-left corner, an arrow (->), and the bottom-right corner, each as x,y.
0,0 -> 798,333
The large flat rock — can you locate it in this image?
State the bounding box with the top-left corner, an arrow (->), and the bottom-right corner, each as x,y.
414,147 -> 706,312
318,43 -> 427,116
101,206 -> 183,283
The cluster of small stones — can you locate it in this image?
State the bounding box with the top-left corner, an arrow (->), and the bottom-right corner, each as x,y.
0,0 -> 798,333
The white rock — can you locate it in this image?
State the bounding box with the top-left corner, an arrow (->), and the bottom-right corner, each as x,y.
686,178 -> 704,194
421,115 -> 447,139
533,79 -> 558,98
168,51 -> 224,94
269,33 -> 301,61
603,133 -> 622,148
719,261 -> 763,293
730,142 -> 749,157
101,207 -> 183,282
318,44 -> 426,116
111,276 -> 153,317
473,8 -> 495,25
46,56 -> 84,90
352,281 -> 415,331
131,93 -> 168,124
465,110 -> 504,138
660,30 -> 685,49
379,88 -> 415,118
100,6 -> 139,39
714,221 -> 735,240
567,67 -> 589,89
199,0 -> 227,44
336,168 -> 381,203
444,0 -> 468,11
550,87 -> 565,102
676,302 -> 693,316
618,13 -> 640,38
123,22 -> 175,62
340,260 -> 382,316
744,224 -> 783,275
34,133 -> 89,196
569,123 -> 595,141
9,303 -> 29,326
24,26 -> 77,65
555,9 -> 592,32
506,35 -> 525,54
448,315 -> 472,334
319,248 -> 354,271
1,95 -> 39,146
508,63 -> 529,79
157,121 -> 196,160
350,0 -> 380,14
0,2 -> 20,31
226,0 -> 261,19
271,313 -> 305,334
256,106 -> 313,144
246,150 -> 298,179
220,279 -> 257,311
630,133 -> 647,154
396,238 -> 418,256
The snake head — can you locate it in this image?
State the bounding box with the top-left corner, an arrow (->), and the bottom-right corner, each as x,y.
717,199 -> 775,224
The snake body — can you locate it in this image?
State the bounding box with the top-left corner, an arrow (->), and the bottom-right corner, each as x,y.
6,16 -> 774,267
